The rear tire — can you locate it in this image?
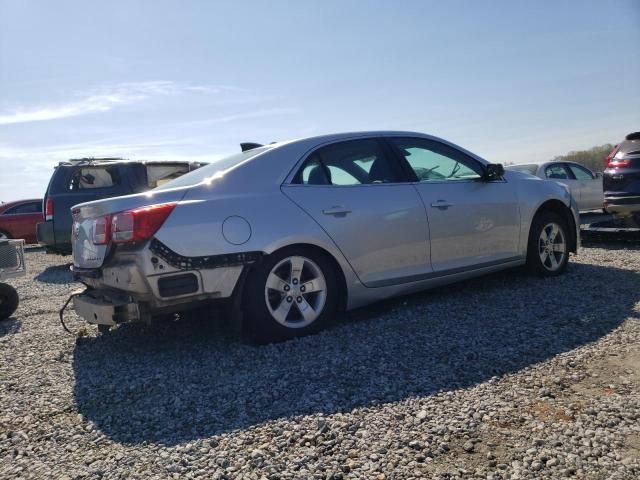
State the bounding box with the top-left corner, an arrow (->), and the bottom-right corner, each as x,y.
0,283 -> 19,320
526,211 -> 570,277
241,247 -> 338,344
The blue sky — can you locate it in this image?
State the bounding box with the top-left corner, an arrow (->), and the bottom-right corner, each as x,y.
1,0 -> 639,201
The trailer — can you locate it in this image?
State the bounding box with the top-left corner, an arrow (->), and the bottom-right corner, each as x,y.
580,212 -> 640,242
0,239 -> 25,320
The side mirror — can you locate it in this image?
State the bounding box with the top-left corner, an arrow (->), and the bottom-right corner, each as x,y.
484,163 -> 505,180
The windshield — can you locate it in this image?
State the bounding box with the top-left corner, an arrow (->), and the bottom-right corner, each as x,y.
506,164 -> 538,176
154,146 -> 272,190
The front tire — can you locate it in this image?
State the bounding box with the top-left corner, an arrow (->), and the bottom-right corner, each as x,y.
242,247 -> 338,344
526,211 -> 569,277
0,283 -> 19,320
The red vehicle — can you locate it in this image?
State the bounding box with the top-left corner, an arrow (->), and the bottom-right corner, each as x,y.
0,199 -> 43,244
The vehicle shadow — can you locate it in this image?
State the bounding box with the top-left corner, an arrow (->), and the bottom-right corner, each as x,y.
35,263 -> 73,284
0,318 -> 21,337
72,262 -> 639,446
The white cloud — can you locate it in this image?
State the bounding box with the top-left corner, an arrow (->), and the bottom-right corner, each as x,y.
0,81 -> 246,125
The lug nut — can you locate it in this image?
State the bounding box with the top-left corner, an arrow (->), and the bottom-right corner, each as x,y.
300,285 -> 306,292
296,296 -> 303,303
292,279 -> 298,285
284,285 -> 290,291
286,296 -> 293,303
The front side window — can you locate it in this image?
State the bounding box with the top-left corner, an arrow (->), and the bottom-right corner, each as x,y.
295,138 -> 404,185
3,202 -> 42,215
545,164 -> 570,180
567,164 -> 594,180
390,137 -> 483,182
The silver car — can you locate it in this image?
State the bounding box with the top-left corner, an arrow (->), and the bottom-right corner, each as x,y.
70,132 -> 580,343
506,161 -> 604,212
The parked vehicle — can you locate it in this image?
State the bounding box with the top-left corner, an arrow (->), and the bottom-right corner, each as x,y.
0,199 -> 43,243
603,132 -> 640,219
37,158 -> 205,253
0,239 -> 25,320
69,131 -> 579,343
505,161 -> 603,212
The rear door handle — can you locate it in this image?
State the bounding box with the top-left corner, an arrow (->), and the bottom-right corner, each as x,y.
430,200 -> 454,209
322,206 -> 351,216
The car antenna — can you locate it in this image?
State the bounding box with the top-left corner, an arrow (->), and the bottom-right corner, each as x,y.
240,142 -> 263,152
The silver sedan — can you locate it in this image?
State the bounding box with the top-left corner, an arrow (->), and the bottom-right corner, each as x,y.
506,161 -> 604,212
70,131 -> 580,342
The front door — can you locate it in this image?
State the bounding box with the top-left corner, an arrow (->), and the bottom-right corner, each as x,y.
283,137 -> 431,287
386,137 -> 521,272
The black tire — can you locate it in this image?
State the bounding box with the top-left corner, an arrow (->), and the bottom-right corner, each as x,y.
97,324 -> 111,334
0,283 -> 19,320
526,210 -> 570,277
241,247 -> 338,344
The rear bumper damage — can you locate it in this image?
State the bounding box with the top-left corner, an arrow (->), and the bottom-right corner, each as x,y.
71,240 -> 261,326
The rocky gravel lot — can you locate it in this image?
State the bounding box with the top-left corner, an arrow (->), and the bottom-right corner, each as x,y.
0,241 -> 638,479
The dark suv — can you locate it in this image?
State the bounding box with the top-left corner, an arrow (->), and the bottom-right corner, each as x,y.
37,158 -> 204,253
603,132 -> 640,219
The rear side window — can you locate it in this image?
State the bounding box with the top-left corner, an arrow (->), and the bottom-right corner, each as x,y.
295,138 -> 404,185
3,201 -> 42,214
68,167 -> 120,190
146,164 -> 190,188
567,164 -> 594,180
545,164 -> 570,180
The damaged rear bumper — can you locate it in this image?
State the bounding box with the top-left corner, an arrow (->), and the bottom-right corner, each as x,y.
73,291 -> 140,326
70,240 -> 262,326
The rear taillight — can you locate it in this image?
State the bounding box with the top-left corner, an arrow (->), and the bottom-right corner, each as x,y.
605,145 -> 631,168
45,198 -> 54,221
111,203 -> 176,244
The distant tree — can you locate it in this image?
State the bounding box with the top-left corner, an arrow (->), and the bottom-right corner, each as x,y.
552,144 -> 614,173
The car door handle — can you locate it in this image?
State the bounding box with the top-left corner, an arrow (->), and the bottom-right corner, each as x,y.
430,200 -> 454,209
322,206 -> 351,216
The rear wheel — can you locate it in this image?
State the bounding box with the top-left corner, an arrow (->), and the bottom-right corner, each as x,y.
0,283 -> 19,320
242,247 -> 338,344
526,211 -> 569,276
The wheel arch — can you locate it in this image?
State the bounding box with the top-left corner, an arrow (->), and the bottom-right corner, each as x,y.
244,242 -> 349,313
531,199 -> 577,253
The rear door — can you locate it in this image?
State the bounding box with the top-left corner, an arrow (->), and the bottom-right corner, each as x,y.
566,163 -> 603,211
283,137 -> 431,287
387,137 -> 521,272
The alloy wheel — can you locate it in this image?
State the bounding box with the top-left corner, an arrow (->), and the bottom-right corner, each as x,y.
538,222 -> 566,272
264,255 -> 327,328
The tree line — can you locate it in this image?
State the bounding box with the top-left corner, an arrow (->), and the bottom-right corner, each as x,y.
552,144 -> 614,173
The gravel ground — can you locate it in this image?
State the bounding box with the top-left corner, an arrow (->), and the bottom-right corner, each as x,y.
0,241 -> 638,479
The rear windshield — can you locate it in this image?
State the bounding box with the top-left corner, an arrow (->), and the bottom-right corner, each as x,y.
154,146 -> 272,190
506,164 -> 538,175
